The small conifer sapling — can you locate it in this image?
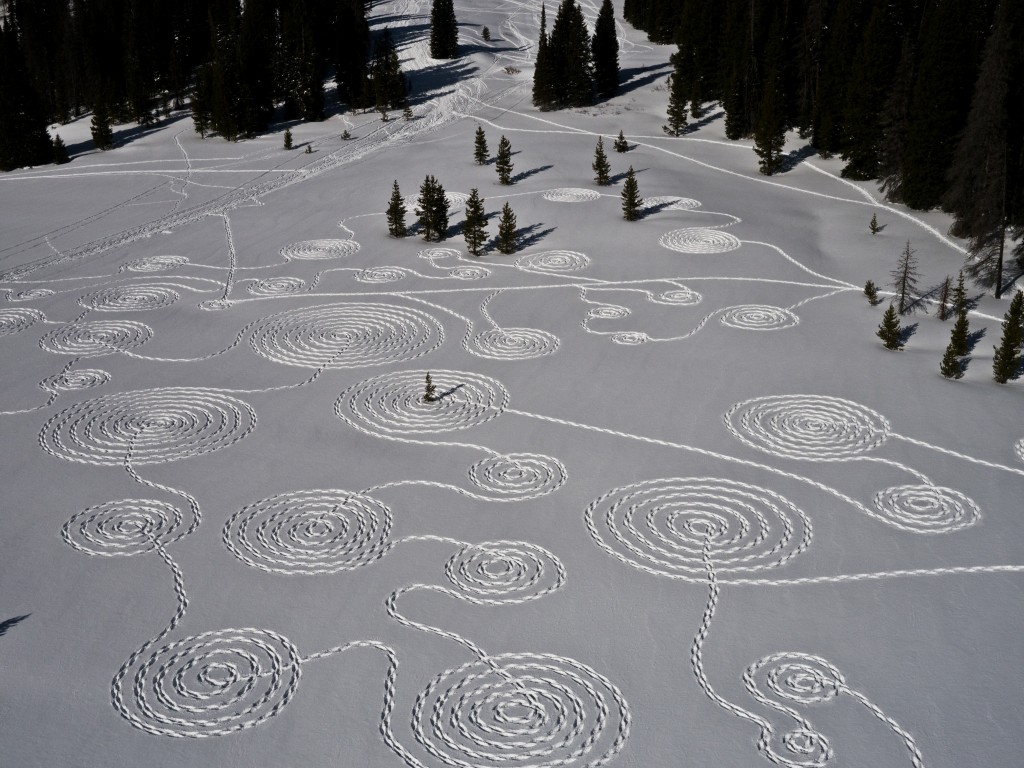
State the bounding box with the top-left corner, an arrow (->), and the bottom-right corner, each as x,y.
496,202 -> 518,254
613,130 -> 629,153
403,106 -> 413,121
482,26 -> 490,41
621,166 -> 642,221
462,188 -> 488,256
305,144 -> 312,154
937,276 -> 952,320
495,135 -> 514,184
592,137 -> 610,185
386,180 -> 408,237
877,304 -> 904,350
864,280 -> 879,305
341,129 -> 351,140
52,134 -> 69,165
283,129 -> 293,149
992,291 -> 1024,383
473,125 -> 488,165
939,341 -> 964,379
423,372 -> 437,402
870,213 -> 880,235
890,240 -> 920,314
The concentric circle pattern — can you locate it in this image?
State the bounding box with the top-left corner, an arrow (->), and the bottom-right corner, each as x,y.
585,477 -> 811,578
448,266 -> 490,280
419,247 -> 461,262
656,288 -> 702,306
41,368 -> 111,391
659,228 -> 741,254
745,652 -> 844,706
413,652 -> 630,768
223,489 -> 392,574
588,306 -> 630,320
12,288 -> 54,300
467,453 -> 567,500
0,307 -> 43,336
249,302 -> 443,369
197,299 -> 233,311
515,251 -> 591,274
114,627 -> 301,738
542,188 -> 601,203
471,328 -> 559,360
39,320 -> 153,356
724,394 -> 891,460
444,541 -> 566,603
120,255 -> 189,272
720,305 -> 799,331
280,239 -> 360,260
63,498 -> 196,556
611,332 -> 648,345
872,485 -> 980,533
336,369 -> 508,437
80,284 -> 180,312
355,267 -> 406,284
247,277 -> 306,297
40,387 -> 256,466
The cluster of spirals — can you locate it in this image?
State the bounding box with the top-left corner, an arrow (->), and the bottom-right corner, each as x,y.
654,288 -> 702,306
39,320 -> 153,356
249,302 -> 443,369
720,305 -> 799,331
11,288 -> 54,300
412,652 -> 630,768
0,307 -> 43,336
120,255 -> 189,273
355,267 -> 406,284
515,250 -> 591,274
724,394 -> 891,461
585,477 -> 812,580
449,266 -> 491,280
873,484 -> 980,533
222,489 -> 392,575
63,498 -> 196,556
467,453 -> 567,501
40,387 -> 257,466
280,239 -> 361,260
611,332 -> 649,345
247,276 -> 306,297
444,540 -> 566,603
588,305 -> 630,320
336,369 -> 508,437
41,368 -> 111,392
659,228 -> 742,254
542,188 -> 602,203
471,328 -> 559,360
113,627 -> 301,738
80,284 -> 181,312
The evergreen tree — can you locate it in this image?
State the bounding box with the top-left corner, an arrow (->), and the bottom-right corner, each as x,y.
283,128 -> 293,150
992,291 -> 1024,383
950,273 -> 971,356
753,15 -> 786,176
621,166 -> 642,221
52,133 -> 69,165
430,0 -> 459,59
532,4 -> 558,109
416,175 -> 450,241
0,21 -> 53,171
879,36 -> 916,203
890,240 -> 920,314
937,276 -> 952,321
953,271 -> 969,316
877,304 -> 904,350
495,135 -> 514,184
546,0 -> 594,108
462,188 -> 488,256
335,0 -> 370,105
482,27 -> 491,42
403,106 -> 413,121
473,125 -> 488,164
869,213 -> 879,235
939,340 -> 965,379
90,99 -> 114,150
591,0 -> 619,99
386,180 -> 408,237
368,29 -> 408,111
496,202 -> 518,254
864,280 -> 879,305
664,65 -> 687,136
592,137 -> 611,185
614,130 -> 629,153
423,372 -> 437,402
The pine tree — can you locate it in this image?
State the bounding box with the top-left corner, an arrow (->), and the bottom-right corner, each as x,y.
937,276 -> 953,321
953,271 -> 969,316
432,179 -> 451,241
890,241 -> 920,314
462,188 -> 488,256
90,100 -> 114,150
592,137 -> 611,185
417,175 -> 440,240
305,144 -> 313,154
621,166 -> 642,221
877,304 -> 904,350
753,19 -> 787,177
532,4 -> 557,109
664,69 -> 688,136
496,202 -> 518,254
430,0 -> 459,59
283,129 -> 293,150
614,130 -> 629,153
52,133 -> 69,165
423,372 -> 437,402
386,180 -> 408,237
591,0 -> 619,100
473,125 -> 488,164
482,27 -> 491,42
939,341 -> 964,379
545,0 -> 594,108
403,106 -> 413,121
864,280 -> 879,305
992,291 -> 1024,383
369,29 -> 408,111
950,273 -> 971,356
495,135 -> 514,184
869,213 -> 880,235
0,20 -> 55,170
342,130 -> 351,140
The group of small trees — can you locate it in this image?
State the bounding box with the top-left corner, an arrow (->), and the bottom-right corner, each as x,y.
592,137 -> 642,220
533,0 -> 620,109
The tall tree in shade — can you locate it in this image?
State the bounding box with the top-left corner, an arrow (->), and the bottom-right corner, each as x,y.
621,166 -> 642,221
367,29 -> 408,111
462,188 -> 488,256
386,180 -> 407,237
532,4 -> 557,109
335,0 -> 370,105
753,14 -> 786,176
591,0 -> 619,100
430,0 -> 459,59
538,0 -> 593,109
663,63 -> 687,136
0,20 -> 53,171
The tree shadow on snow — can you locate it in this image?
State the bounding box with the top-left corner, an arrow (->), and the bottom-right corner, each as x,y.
511,164 -> 553,184
610,167 -> 648,185
615,62 -> 674,98
682,109 -> 725,134
517,224 -> 556,250
641,199 -> 675,218
0,614 -> 30,638
778,144 -> 818,173
898,322 -> 919,345
437,383 -> 465,401
966,327 -> 987,355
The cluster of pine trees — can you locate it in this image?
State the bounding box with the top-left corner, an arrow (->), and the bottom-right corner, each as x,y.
533,0 -> 619,109
627,0 -> 1024,289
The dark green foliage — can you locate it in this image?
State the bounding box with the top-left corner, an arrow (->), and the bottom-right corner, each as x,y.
335,0 -> 370,105
482,27 -> 491,42
937,276 -> 952,321
613,130 -> 629,153
367,29 -> 408,111
495,135 -> 514,185
462,188 -> 487,256
877,304 -> 904,350
283,129 -> 293,150
591,0 -> 619,99
890,241 -> 920,315
864,280 -> 879,306
417,175 -> 450,241
342,130 -> 351,140
532,4 -> 558,108
663,69 -> 687,136
939,341 -> 965,379
992,291 -> 1024,383
953,271 -> 969,316
621,166 -> 641,221
52,133 -> 69,165
533,0 -> 593,109
90,100 -> 114,150
473,125 -> 488,164
753,13 -> 786,176
423,372 -> 437,402
950,273 -> 971,356
430,0 -> 459,59
387,180 -> 407,237
592,137 -> 610,185
869,213 -> 879,235
496,202 -> 518,254
305,144 -> 312,153
402,106 -> 413,121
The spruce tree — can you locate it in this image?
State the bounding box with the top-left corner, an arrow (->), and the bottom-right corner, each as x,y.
495,135 -> 514,184
462,188 -> 488,256
753,21 -> 786,177
869,214 -> 880,235
283,129 -> 293,150
992,291 -> 1024,383
614,130 -> 629,153
90,100 -> 114,150
52,133 -> 69,165
403,106 -> 413,121
386,180 -> 408,237
864,280 -> 879,305
937,276 -> 953,321
939,341 -> 964,379
496,202 -> 518,254
482,27 -> 491,42
369,29 -> 408,111
417,175 -> 440,240
473,125 -> 488,165
0,20 -> 53,170
877,304 -> 904,350
950,273 -> 971,356
532,4 -> 557,109
592,137 -> 611,185
664,68 -> 687,136
591,0 -> 619,100
546,0 -> 594,108
621,166 -> 642,221
430,0 -> 459,59
890,241 -> 920,314
423,372 -> 437,402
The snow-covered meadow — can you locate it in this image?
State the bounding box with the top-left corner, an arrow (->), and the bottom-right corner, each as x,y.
1,1 -> 1022,767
